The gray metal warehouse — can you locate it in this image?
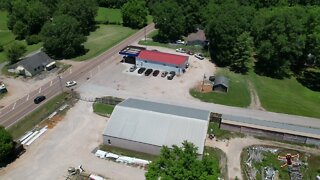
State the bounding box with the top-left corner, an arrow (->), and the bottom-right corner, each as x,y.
103,98 -> 210,156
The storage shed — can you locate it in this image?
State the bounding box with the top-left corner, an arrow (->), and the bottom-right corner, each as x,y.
136,50 -> 189,74
103,98 -> 210,156
213,76 -> 229,92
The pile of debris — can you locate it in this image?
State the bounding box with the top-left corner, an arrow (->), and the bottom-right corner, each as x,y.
245,146 -> 278,180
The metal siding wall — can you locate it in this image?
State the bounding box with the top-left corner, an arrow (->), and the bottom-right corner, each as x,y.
136,58 -> 184,74
103,135 -> 162,155
283,134 -> 307,143
220,123 -> 241,132
306,138 -> 320,146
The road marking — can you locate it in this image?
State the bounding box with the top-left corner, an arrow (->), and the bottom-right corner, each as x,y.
12,102 -> 16,110
50,80 -> 53,86
69,68 -> 72,74
38,87 -> 41,93
26,94 -> 29,101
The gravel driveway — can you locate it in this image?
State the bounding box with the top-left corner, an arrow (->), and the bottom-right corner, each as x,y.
0,101 -> 146,180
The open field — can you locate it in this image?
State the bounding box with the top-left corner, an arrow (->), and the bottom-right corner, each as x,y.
93,102 -> 114,117
249,72 -> 320,118
191,68 -> 251,107
204,147 -> 227,179
95,7 -> 122,24
8,92 -> 74,139
74,25 -> 136,61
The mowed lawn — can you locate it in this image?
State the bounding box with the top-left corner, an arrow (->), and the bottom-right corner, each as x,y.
95,7 -> 122,24
74,25 -> 136,61
249,72 -> 320,118
0,10 -> 42,63
190,68 -> 251,107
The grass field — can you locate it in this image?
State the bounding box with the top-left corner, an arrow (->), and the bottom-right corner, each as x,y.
203,147 -> 224,179
249,72 -> 320,118
93,102 -> 115,117
74,25 -> 136,61
190,68 -> 251,107
207,122 -> 245,140
8,92 -> 74,139
95,7 -> 122,24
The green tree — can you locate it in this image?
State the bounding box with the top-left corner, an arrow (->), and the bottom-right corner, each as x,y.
121,0 -> 148,29
41,15 -> 86,59
55,0 -> 98,34
0,126 -> 14,162
152,0 -> 185,42
205,1 -> 255,66
230,32 -> 254,74
7,0 -> 50,38
252,6 -> 307,78
145,141 -> 219,179
6,42 -> 26,64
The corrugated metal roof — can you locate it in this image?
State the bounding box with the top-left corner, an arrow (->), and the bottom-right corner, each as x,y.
118,98 -> 210,121
214,76 -> 229,88
138,50 -> 188,66
104,99 -> 210,154
222,114 -> 320,137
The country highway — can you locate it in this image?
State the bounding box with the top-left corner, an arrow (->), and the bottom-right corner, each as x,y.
0,23 -> 155,128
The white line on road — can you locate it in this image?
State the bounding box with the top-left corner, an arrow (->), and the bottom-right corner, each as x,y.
69,68 -> 72,74
26,94 -> 29,101
50,80 -> 53,86
38,87 -> 41,93
12,102 -> 16,110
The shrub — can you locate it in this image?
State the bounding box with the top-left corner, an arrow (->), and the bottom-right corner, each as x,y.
26,35 -> 41,45
0,45 -> 3,52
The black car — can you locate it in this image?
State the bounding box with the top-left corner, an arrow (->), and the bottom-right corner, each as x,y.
145,69 -> 153,76
34,95 -> 46,104
137,67 -> 146,74
169,71 -> 176,76
161,71 -> 168,77
152,70 -> 160,77
209,76 -> 215,82
167,71 -> 176,80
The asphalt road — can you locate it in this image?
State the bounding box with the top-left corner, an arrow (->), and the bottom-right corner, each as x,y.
0,23 -> 155,128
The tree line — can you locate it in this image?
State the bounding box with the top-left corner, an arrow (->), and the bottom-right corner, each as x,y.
1,0 -> 97,60
148,0 -> 320,91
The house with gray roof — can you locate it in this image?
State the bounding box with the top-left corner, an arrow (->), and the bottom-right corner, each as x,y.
186,29 -> 207,46
213,76 -> 229,92
8,51 -> 54,77
103,98 -> 210,156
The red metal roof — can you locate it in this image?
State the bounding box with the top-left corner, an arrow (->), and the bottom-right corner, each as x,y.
137,50 -> 188,66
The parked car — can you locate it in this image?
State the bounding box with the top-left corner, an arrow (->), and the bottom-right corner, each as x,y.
167,71 -> 176,80
161,71 -> 168,77
145,69 -> 153,76
175,40 -> 185,45
195,53 -> 204,60
187,51 -> 194,55
65,81 -> 77,87
186,63 -> 189,68
209,76 -> 215,82
137,67 -> 146,74
153,70 -> 160,77
129,65 -> 137,72
176,48 -> 186,53
34,95 -> 46,104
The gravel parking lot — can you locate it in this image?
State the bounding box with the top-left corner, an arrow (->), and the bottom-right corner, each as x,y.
0,101 -> 146,180
77,45 -> 216,101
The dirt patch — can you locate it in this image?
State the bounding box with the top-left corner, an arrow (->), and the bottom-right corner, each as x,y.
193,81 -> 213,93
247,80 -> 265,111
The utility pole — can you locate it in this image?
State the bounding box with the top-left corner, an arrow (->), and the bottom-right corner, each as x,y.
201,73 -> 206,92
58,75 -> 63,92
